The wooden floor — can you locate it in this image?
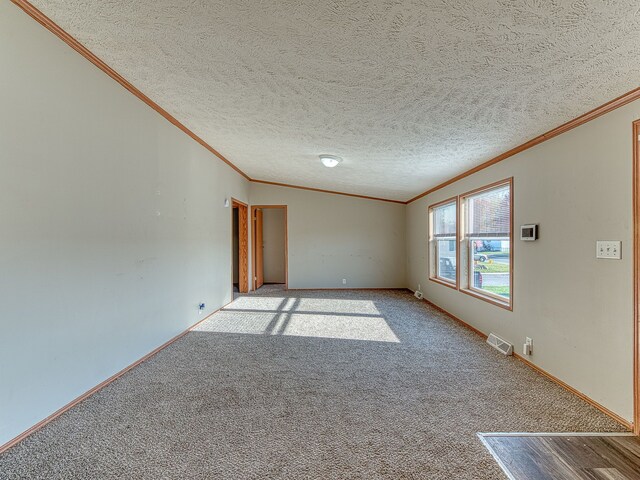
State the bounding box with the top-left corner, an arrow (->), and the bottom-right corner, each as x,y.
479,434 -> 640,480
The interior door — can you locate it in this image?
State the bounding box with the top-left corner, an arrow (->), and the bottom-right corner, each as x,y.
238,204 -> 248,293
255,208 -> 264,289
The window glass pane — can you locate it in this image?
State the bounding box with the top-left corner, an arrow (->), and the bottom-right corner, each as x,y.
433,202 -> 456,236
464,182 -> 511,305
470,238 -> 510,299
467,185 -> 510,237
436,238 -> 456,282
432,200 -> 457,284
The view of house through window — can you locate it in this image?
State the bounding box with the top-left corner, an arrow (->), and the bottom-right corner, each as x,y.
464,181 -> 511,304
431,200 -> 457,284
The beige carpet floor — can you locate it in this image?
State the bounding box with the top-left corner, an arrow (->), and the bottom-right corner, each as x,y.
0,289 -> 626,479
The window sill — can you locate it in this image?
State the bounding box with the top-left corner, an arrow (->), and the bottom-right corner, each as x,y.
460,288 -> 512,311
429,276 -> 457,290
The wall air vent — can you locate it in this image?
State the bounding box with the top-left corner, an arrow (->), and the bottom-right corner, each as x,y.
487,333 -> 513,356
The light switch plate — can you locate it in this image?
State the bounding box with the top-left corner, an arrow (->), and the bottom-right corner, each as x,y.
596,241 -> 622,259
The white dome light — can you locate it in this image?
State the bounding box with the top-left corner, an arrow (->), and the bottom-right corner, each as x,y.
320,155 -> 342,168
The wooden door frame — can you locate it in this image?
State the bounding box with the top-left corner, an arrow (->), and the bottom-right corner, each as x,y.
231,198 -> 249,294
251,205 -> 288,291
634,121 -> 640,434
255,208 -> 265,290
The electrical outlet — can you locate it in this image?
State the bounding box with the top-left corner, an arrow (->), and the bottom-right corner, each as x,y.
524,337 -> 533,355
596,241 -> 621,259
342,278 -> 347,285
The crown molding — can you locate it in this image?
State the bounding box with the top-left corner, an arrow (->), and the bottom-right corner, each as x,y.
407,86 -> 640,204
251,179 -> 405,204
10,0 -> 251,181
12,0 -> 640,207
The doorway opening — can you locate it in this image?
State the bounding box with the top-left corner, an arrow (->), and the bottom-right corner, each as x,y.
232,199 -> 249,298
252,205 -> 288,292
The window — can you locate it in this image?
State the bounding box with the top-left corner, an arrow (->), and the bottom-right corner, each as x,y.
429,199 -> 457,287
461,179 -> 512,308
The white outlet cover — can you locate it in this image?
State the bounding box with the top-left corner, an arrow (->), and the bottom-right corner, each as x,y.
596,240 -> 622,260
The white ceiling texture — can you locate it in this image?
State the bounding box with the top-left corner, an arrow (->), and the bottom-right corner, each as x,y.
31,0 -> 640,201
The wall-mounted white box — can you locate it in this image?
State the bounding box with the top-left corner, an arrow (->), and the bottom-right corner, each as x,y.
596,241 -> 621,259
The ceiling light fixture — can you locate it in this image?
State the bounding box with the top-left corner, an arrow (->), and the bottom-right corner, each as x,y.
319,155 -> 342,168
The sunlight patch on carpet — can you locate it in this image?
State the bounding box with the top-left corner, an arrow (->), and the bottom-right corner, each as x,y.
194,298 -> 398,343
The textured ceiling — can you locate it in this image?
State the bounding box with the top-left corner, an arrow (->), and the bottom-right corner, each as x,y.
29,0 -> 640,201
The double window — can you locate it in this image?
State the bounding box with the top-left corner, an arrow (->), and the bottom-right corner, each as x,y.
428,178 -> 513,310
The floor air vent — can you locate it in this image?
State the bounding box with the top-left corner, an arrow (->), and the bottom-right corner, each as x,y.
487,333 -> 513,355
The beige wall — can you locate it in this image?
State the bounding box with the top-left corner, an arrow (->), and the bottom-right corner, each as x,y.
261,208 -> 286,284
406,99 -> 639,422
0,2 -> 249,446
250,184 -> 406,289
